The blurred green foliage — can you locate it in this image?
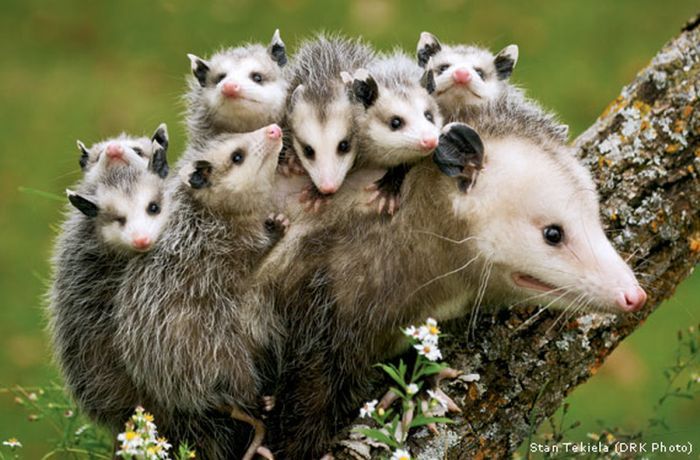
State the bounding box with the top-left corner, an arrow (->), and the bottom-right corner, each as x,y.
0,1 -> 697,457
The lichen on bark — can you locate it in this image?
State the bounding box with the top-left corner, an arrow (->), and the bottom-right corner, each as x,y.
336,14 -> 700,460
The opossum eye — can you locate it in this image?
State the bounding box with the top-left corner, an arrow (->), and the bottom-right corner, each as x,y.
214,73 -> 226,84
114,216 -> 126,226
389,116 -> 404,131
231,149 -> 245,165
132,147 -> 144,157
543,225 -> 564,246
337,139 -> 351,154
424,111 -> 434,123
303,145 -> 315,160
146,202 -> 161,216
438,64 -> 450,74
474,67 -> 485,79
250,72 -> 264,84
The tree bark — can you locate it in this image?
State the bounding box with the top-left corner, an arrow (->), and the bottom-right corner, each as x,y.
336,13 -> 700,459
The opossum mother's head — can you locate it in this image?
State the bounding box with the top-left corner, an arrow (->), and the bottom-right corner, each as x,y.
442,124 -> 646,314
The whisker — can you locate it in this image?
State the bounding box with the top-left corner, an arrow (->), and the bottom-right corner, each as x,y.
412,230 -> 480,245
406,254 -> 480,300
512,288 -> 576,333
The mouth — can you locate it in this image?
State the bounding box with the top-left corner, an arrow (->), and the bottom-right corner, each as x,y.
436,84 -> 483,99
512,272 -> 558,292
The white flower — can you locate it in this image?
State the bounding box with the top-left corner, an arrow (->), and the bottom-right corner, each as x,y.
391,448 -> 411,460
427,389 -> 448,410
414,341 -> 442,361
403,325 -> 421,339
406,383 -> 419,396
359,399 -> 378,418
2,438 -> 22,448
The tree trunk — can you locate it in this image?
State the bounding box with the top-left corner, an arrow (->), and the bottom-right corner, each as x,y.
336,13 -> 700,459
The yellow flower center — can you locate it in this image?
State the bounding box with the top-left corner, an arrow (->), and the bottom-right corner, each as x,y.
429,326 -> 439,335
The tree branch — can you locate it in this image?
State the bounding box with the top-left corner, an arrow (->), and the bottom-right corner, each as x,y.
337,13 -> 700,459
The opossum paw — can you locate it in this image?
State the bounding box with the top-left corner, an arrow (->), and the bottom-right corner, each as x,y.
265,213 -> 290,235
378,389 -> 400,410
425,367 -> 462,414
261,395 -> 276,412
299,185 -> 329,213
366,186 -> 400,216
278,153 -> 306,177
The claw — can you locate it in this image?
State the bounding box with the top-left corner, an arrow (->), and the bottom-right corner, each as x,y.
230,407 -> 272,460
256,446 -> 275,460
433,387 -> 461,414
378,389 -> 399,410
261,395 -> 276,412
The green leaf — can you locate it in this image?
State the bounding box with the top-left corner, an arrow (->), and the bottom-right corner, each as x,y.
409,414 -> 454,429
414,361 -> 447,380
378,364 -> 407,389
354,427 -> 400,448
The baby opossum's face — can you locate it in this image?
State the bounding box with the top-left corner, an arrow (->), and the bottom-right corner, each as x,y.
77,124 -> 168,180
417,32 -> 518,110
352,69 -> 442,166
188,30 -> 288,133
182,124 -> 284,210
287,84 -> 357,195
451,136 -> 646,313
68,142 -> 170,253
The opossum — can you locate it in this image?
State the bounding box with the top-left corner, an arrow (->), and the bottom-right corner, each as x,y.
349,51 -> 442,214
47,130 -> 170,433
417,31 -> 519,117
285,34 -> 375,195
76,123 -> 169,183
115,124 -> 287,460
264,94 -> 646,457
185,30 -> 288,145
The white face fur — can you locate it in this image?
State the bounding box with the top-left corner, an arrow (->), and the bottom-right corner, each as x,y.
417,32 -> 518,112
288,84 -> 357,195
352,69 -> 443,167
188,30 -> 288,133
451,136 -> 646,314
181,124 -> 284,210
69,145 -> 170,253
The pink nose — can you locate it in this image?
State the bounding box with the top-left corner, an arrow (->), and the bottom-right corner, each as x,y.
419,136 -> 438,151
453,68 -> 471,85
616,286 -> 647,312
221,82 -> 241,98
318,182 -> 338,195
132,236 -> 152,250
267,124 -> 282,140
106,143 -> 124,160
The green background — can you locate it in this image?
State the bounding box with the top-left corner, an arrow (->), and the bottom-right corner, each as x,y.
0,1 -> 698,458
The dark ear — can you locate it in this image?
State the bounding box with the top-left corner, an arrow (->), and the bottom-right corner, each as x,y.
77,140 -> 90,170
187,53 -> 210,87
151,123 -> 169,151
433,123 -> 484,187
420,69 -> 436,94
352,69 -> 379,109
188,160 -> 213,189
149,144 -> 169,179
268,29 -> 287,67
494,44 -> 519,80
417,31 -> 442,68
67,189 -> 99,217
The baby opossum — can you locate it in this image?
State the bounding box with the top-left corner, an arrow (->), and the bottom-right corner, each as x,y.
185,30 -> 288,145
349,51 -> 442,214
417,31 -> 519,117
265,94 -> 646,457
47,130 -> 170,433
285,34 -> 375,195
115,125 -> 287,460
77,123 -> 169,182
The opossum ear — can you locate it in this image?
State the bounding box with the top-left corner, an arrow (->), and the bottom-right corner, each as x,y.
494,44 -> 518,80
77,140 -> 90,171
340,71 -> 353,86
67,189 -> 99,218
417,31 -> 442,68
151,123 -> 169,152
420,69 -> 436,94
187,160 -> 213,190
148,143 -> 169,179
187,53 -> 210,87
352,69 -> 379,109
289,84 -> 305,109
268,29 -> 287,67
433,123 -> 484,190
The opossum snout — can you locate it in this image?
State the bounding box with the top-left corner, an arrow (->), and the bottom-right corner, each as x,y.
106,143 -> 125,161
615,285 -> 647,312
317,181 -> 338,195
419,135 -> 439,151
221,82 -> 242,98
453,68 -> 472,85
266,124 -> 282,140
131,235 -> 152,251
